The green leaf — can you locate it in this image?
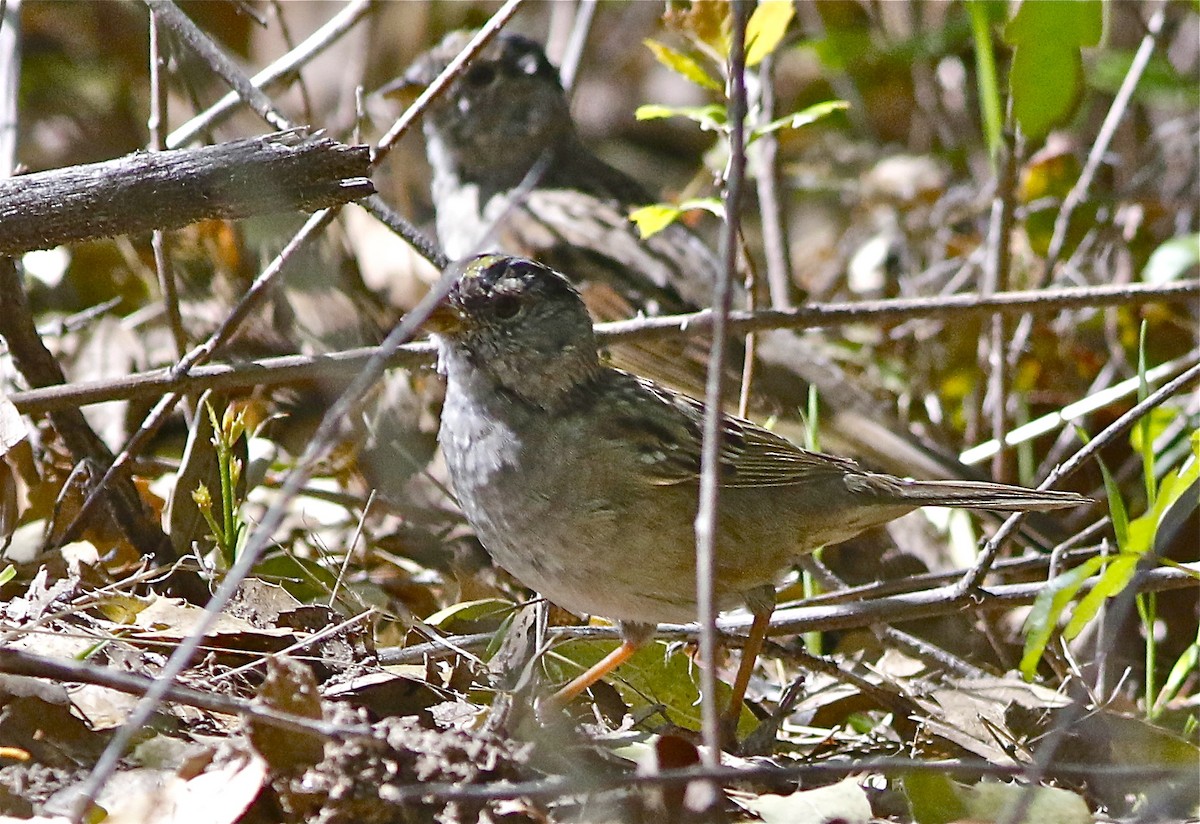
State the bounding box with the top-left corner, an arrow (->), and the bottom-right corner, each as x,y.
629,204 -> 683,238
630,198 -> 723,239
745,0 -> 795,67
1008,39 -> 1083,140
0,564 -> 14,585
1005,0 -> 1103,44
1116,438 -> 1199,558
545,637 -> 756,736
1095,450 -> 1130,551
643,39 -> 722,91
1020,556 -> 1106,680
253,554 -> 339,602
752,99 -> 848,140
1004,0 -> 1103,140
1137,323 -> 1156,506
1153,641 -> 1199,718
424,598 -> 515,635
635,102 -> 727,131
1063,553 -> 1139,639
1129,407 -> 1182,457
902,771 -> 968,824
1141,233 -> 1200,284
1059,435 -> 1198,641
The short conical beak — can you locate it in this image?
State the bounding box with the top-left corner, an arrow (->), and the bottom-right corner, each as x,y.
422,302 -> 465,335
375,70 -> 423,102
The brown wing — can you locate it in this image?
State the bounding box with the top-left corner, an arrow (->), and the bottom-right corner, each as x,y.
592,371 -> 864,490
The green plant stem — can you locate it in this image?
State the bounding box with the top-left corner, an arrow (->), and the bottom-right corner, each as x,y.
1138,322 -> 1156,506
219,439 -> 237,564
1138,591 -> 1158,717
967,0 -> 1002,164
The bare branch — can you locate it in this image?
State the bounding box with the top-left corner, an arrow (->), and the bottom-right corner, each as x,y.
0,131 -> 373,255
144,0 -> 294,133
8,281 -> 1194,417
166,0 -> 374,149
0,259 -> 169,560
380,561 -> 1198,665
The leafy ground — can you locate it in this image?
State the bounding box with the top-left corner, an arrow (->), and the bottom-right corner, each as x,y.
1,2 -> 1198,823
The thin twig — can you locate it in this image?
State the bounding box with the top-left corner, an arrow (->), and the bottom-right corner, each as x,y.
0,647 -> 367,739
9,282 -> 1196,416
145,0 -> 294,133
380,561 -> 1197,666
556,0 -> 597,92
752,52 -> 794,309
980,118 -> 1018,481
374,0 -> 526,157
71,5 -> 528,819
0,0 -> 18,178
1004,2 -> 1170,370
148,9 -> 187,364
167,0 -> 374,148
957,361 -> 1200,593
302,755 -> 1192,804
598,279 -> 1200,344
0,0 -> 21,176
695,0 -> 750,764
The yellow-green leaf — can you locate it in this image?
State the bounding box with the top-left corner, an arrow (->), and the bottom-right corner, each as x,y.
1062,553 -> 1138,639
745,0 -> 795,67
629,204 -> 683,239
1020,556 -> 1105,680
644,39 -> 721,91
902,771 -> 968,824
752,99 -> 848,140
635,102 -> 727,131
630,198 -> 723,239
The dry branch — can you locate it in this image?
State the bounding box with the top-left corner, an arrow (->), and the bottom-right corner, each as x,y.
0,259 -> 169,560
7,280 -> 1195,417
381,561 -> 1199,665
0,130 -> 373,255
0,647 -> 365,738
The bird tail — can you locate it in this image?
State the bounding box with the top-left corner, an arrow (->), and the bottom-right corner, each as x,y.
887,479 -> 1090,512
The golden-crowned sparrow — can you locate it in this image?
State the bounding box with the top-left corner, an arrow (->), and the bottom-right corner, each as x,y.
427,255 -> 1089,712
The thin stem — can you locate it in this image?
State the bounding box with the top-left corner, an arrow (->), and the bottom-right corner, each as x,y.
166,0 -> 373,148
148,9 -> 188,362
695,0 -> 751,766
9,283 -> 1196,417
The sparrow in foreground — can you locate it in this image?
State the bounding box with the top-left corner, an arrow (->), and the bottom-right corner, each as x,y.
426,255 -> 1090,722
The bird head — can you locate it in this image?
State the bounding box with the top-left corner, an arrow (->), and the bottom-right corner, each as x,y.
427,255 -> 601,407
400,32 -> 574,171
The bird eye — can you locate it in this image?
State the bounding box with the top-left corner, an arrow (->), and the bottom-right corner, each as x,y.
492,294 -> 522,320
464,64 -> 496,87
516,53 -> 543,77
